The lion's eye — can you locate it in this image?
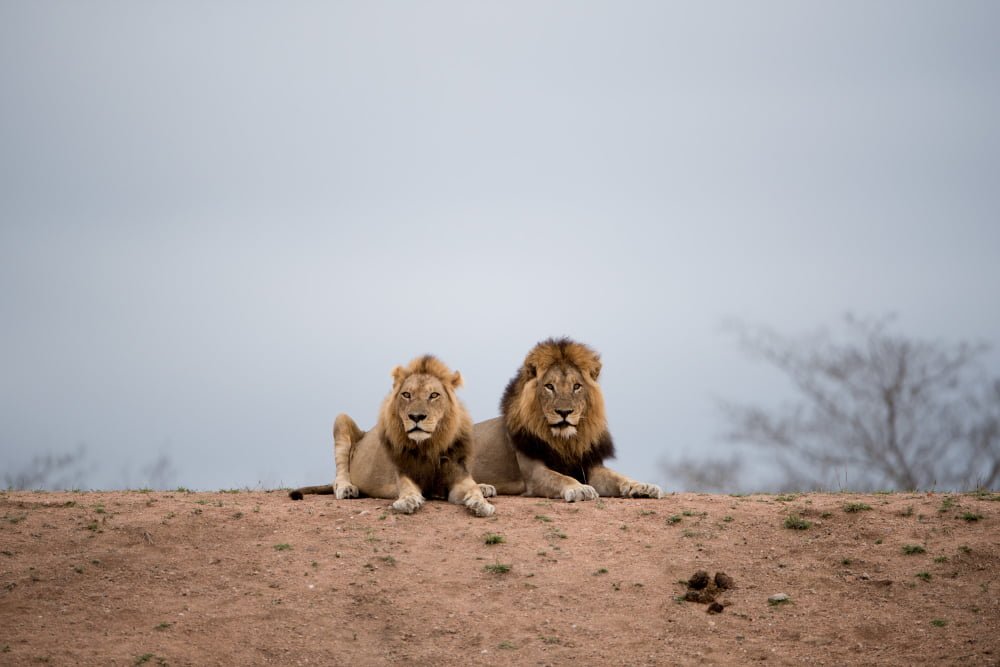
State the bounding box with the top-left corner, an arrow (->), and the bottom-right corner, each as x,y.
544,383 -> 555,393
429,392 -> 440,399
573,383 -> 582,392
401,392 -> 411,400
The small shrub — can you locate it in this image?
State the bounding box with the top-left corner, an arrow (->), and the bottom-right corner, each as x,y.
484,533 -> 505,545
844,503 -> 872,513
916,572 -> 932,581
484,561 -> 511,574
784,515 -> 811,530
274,543 -> 292,551
902,544 -> 926,555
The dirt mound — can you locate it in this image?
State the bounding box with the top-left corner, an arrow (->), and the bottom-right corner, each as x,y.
1,490 -> 998,665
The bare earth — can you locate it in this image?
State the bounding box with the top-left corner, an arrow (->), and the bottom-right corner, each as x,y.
1,490 -> 998,666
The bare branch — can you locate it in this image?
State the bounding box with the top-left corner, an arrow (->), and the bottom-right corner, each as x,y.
720,315 -> 997,491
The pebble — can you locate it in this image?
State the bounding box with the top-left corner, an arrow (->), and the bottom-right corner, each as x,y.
768,593 -> 789,603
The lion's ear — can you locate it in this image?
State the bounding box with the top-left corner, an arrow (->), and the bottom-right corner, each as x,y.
390,365 -> 405,385
450,371 -> 463,388
590,360 -> 602,381
524,363 -> 537,379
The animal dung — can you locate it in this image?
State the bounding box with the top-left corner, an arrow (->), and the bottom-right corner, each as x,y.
681,570 -> 736,610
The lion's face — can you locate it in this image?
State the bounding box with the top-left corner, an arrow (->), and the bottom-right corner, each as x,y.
394,374 -> 451,442
501,338 -> 608,457
536,365 -> 589,439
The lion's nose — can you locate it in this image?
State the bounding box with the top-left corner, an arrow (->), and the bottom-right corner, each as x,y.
555,409 -> 574,419
409,413 -> 427,423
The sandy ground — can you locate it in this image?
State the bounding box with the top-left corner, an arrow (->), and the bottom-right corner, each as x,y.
1,489 -> 998,666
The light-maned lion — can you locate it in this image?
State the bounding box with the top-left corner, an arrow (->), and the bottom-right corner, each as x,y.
289,355 -> 496,517
468,338 -> 663,502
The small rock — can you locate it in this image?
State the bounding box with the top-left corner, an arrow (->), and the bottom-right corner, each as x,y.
714,572 -> 734,590
688,570 -> 710,590
768,593 -> 789,603
859,573 -> 871,580
707,602 -> 725,614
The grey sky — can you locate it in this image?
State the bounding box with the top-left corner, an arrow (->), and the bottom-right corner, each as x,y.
2,2 -> 999,490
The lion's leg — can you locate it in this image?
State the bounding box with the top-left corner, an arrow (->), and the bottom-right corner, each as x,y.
515,452 -> 598,502
390,473 -> 425,514
588,465 -> 663,499
333,413 -> 364,500
447,474 -> 496,517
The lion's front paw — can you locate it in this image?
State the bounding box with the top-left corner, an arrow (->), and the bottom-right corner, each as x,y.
562,484 -> 599,503
391,493 -> 425,514
621,481 -> 663,499
335,483 -> 359,500
478,484 -> 497,498
465,497 -> 496,517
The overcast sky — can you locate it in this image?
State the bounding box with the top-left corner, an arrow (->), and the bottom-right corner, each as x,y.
2,1 -> 999,491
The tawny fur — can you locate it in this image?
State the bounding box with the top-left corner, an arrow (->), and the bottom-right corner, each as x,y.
290,355 -> 494,516
469,338 -> 663,501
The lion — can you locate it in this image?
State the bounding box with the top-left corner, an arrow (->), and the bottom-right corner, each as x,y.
467,338 -> 663,502
289,355 -> 496,517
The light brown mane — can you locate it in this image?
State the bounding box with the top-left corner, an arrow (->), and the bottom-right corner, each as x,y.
379,354 -> 472,461
502,338 -> 608,463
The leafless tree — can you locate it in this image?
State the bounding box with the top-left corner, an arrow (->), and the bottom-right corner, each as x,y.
137,454 -> 178,490
660,454 -> 744,493
4,445 -> 91,490
707,315 -> 1000,491
5,446 -> 179,491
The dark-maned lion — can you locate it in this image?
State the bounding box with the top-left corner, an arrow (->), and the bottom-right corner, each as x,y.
290,355 -> 496,517
468,338 -> 663,502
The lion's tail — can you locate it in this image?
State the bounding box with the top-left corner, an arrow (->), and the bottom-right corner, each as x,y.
288,484 -> 334,500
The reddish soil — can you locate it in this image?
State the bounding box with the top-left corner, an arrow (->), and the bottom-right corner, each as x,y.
1,490 -> 998,666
